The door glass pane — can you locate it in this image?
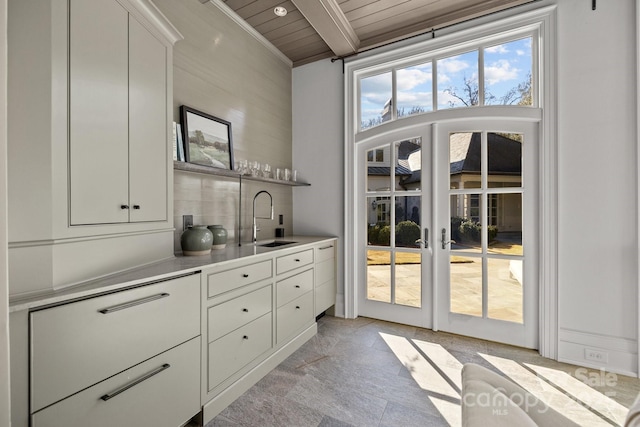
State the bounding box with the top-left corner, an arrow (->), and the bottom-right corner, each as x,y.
395,195 -> 421,248
484,37 -> 533,106
488,132 -> 522,188
488,193 -> 523,256
367,196 -> 391,247
450,194 -> 482,254
487,258 -> 523,323
395,138 -> 422,191
360,72 -> 392,130
395,251 -> 421,308
437,50 -> 479,110
367,249 -> 391,303
450,255 -> 482,316
367,145 -> 390,191
450,132 -> 480,189
396,62 -> 433,117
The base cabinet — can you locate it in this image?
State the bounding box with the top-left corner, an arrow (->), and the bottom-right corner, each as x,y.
32,337 -> 200,427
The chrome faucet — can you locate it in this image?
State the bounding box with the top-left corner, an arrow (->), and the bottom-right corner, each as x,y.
252,190 -> 274,243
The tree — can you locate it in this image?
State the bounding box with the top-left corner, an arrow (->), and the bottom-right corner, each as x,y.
445,72 -> 532,107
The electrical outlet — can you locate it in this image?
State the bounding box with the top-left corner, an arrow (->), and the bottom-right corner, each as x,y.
279,214 -> 284,225
183,214 -> 193,231
585,348 -> 608,363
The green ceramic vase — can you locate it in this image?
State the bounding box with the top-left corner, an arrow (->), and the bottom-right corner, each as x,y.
181,225 -> 213,256
208,225 -> 228,249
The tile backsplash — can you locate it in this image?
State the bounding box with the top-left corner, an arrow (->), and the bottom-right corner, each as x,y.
173,170 -> 293,253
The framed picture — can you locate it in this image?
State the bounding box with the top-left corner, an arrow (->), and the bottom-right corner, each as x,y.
179,106 -> 233,170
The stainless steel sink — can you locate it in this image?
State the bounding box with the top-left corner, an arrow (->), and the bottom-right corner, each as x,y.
258,240 -> 297,247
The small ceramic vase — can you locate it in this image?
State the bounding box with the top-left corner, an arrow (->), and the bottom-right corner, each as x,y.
181,225 -> 213,256
208,225 -> 228,249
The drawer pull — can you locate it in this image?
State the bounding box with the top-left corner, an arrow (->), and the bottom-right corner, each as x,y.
242,274 -> 249,278
295,285 -> 301,288
294,259 -> 301,262
296,306 -> 301,309
100,363 -> 170,401
243,335 -> 249,340
319,245 -> 334,250
98,293 -> 170,314
242,308 -> 249,312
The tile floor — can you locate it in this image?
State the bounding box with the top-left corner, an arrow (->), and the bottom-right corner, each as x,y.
207,316 -> 640,427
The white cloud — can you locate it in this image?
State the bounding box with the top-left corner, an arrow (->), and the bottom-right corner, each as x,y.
485,44 -> 508,54
437,57 -> 470,74
516,49 -> 525,56
485,59 -> 519,85
396,67 -> 432,91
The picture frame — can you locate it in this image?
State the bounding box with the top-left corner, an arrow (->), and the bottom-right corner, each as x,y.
179,105 -> 234,170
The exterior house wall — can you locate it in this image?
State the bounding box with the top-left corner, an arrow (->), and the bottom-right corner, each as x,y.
292,1 -> 639,374
153,0 -> 293,249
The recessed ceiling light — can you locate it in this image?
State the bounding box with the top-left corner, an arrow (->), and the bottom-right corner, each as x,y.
274,6 -> 287,17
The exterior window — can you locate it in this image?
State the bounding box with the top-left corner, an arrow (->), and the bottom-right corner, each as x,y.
437,50 -> 479,109
396,62 -> 433,117
361,72 -> 392,130
357,34 -> 535,129
367,149 -> 384,163
484,37 -> 533,106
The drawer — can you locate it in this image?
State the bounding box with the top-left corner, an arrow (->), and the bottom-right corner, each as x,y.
277,291 -> 314,343
32,337 -> 200,427
277,268 -> 313,308
207,259 -> 272,298
315,242 -> 336,263
316,257 -> 335,285
208,284 -> 272,342
208,312 -> 272,391
316,279 -> 337,316
30,274 -> 200,413
276,248 -> 313,275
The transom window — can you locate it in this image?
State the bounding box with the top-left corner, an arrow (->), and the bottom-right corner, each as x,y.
359,35 -> 535,131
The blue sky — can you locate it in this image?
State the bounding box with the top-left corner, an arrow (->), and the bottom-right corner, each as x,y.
360,37 -> 532,128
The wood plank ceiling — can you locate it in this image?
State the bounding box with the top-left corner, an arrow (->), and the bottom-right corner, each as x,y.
222,0 -> 537,67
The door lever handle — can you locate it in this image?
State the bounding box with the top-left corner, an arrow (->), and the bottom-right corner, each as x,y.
441,228 -> 456,250
415,228 -> 429,248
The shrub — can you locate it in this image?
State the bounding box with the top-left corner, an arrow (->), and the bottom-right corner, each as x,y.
368,223 -> 390,246
459,219 -> 481,242
395,220 -> 420,247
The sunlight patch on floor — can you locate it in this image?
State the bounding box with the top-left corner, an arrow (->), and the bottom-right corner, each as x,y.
480,353 -> 612,426
379,332 -> 461,426
525,363 -> 628,426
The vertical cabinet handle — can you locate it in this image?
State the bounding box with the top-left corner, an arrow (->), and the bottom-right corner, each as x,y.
100,364 -> 170,401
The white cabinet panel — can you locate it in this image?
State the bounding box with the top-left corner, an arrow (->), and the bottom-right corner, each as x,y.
69,0 -> 129,225
32,337 -> 200,427
30,274 -> 200,412
129,15 -> 168,222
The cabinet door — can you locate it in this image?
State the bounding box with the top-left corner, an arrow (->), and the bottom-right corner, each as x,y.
128,16 -> 168,222
69,0 -> 129,225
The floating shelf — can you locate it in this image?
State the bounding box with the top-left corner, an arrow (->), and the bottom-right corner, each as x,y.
173,161 -> 310,187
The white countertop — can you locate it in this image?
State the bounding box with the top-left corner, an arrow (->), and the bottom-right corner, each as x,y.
9,235 -> 337,312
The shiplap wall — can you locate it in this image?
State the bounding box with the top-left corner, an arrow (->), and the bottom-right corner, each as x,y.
153,0 -> 294,249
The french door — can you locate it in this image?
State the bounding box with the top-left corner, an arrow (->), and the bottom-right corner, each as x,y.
357,125 -> 433,328
434,120 -> 538,348
356,119 -> 538,348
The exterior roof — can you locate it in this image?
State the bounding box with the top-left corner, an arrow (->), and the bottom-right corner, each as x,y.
368,165 -> 412,176
449,132 -> 522,176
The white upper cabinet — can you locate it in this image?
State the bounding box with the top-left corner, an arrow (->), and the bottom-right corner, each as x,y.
69,0 -> 169,225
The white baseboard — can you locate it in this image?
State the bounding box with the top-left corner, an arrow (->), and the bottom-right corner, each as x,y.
558,328 -> 638,377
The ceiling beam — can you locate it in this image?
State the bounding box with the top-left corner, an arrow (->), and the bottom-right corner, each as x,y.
290,0 -> 360,56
